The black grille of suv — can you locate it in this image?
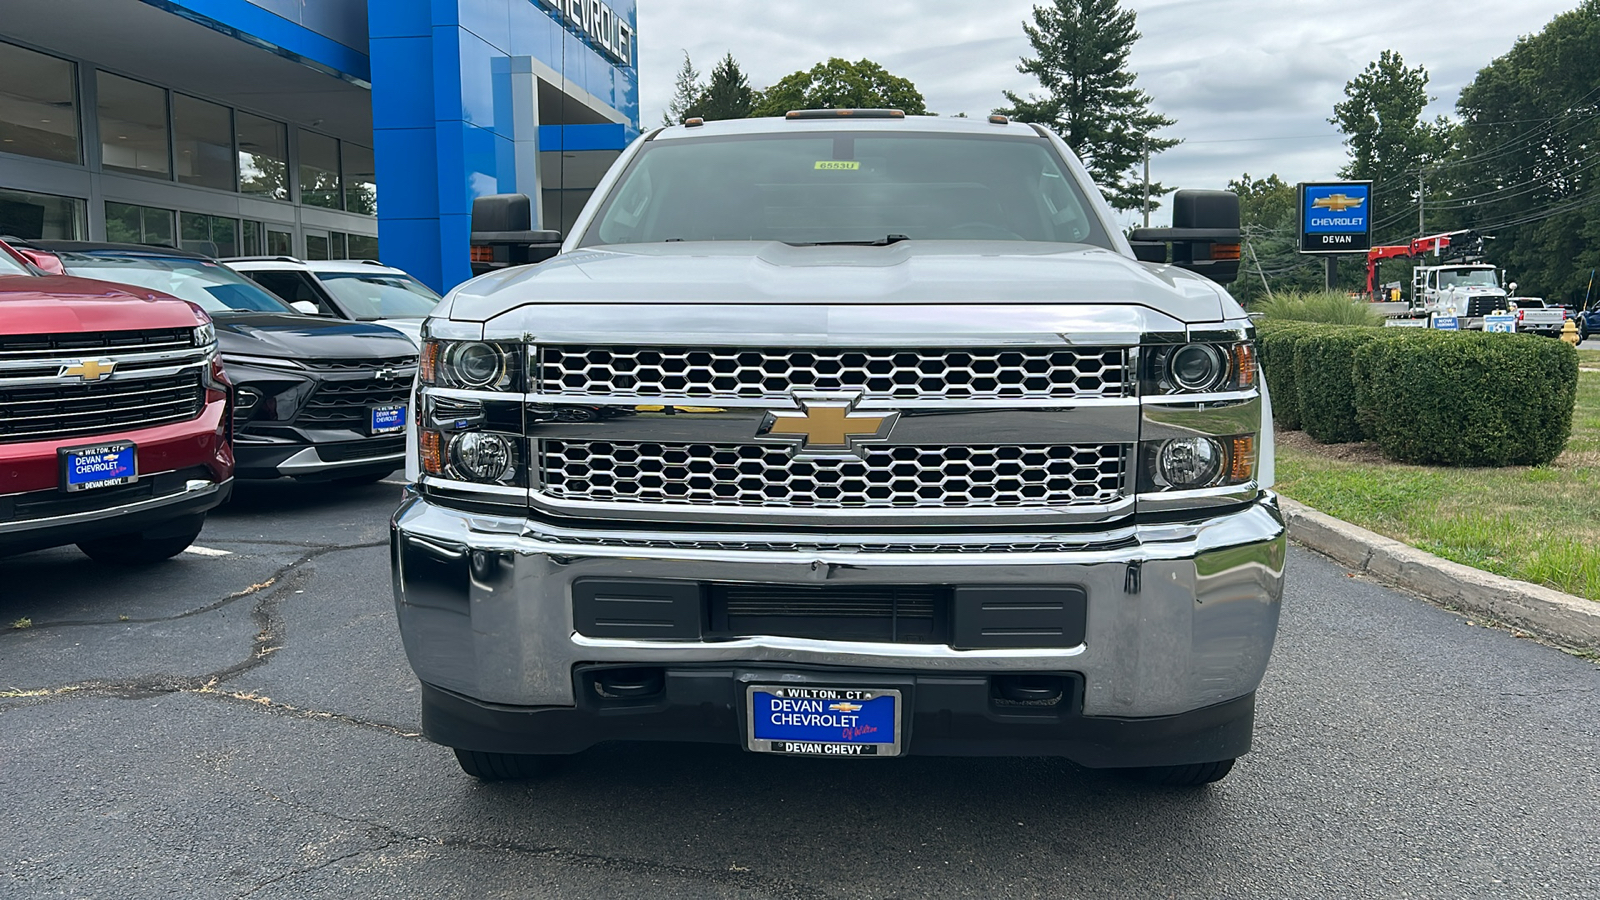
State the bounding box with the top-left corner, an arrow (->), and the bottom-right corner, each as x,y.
296,380 -> 412,428
0,370 -> 205,443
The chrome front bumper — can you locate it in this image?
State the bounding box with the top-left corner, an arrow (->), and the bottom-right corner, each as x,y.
391,494 -> 1286,719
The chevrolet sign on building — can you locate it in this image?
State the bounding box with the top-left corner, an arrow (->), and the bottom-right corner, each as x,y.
1298,182 -> 1374,254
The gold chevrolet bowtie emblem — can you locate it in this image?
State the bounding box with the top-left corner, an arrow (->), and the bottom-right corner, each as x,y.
60,359 -> 117,381
1313,193 -> 1366,213
759,395 -> 898,453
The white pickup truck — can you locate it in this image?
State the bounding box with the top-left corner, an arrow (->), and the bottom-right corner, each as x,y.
1508,298 -> 1566,337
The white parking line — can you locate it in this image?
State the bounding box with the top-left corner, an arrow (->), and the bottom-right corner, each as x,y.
183,546 -> 233,558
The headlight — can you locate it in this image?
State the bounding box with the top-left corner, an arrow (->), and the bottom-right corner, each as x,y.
420,340 -> 520,391
1142,434 -> 1257,492
449,432 -> 516,482
193,322 -> 216,347
1146,342 -> 1255,394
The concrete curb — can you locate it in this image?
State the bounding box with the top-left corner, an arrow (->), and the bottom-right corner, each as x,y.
1280,497 -> 1600,651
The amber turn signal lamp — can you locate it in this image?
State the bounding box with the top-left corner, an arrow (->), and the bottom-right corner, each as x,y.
420,430 -> 444,475
1230,435 -> 1257,483
1211,243 -> 1242,261
419,340 -> 439,383
1233,343 -> 1257,388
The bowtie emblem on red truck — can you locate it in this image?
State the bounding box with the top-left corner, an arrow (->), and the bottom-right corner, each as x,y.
60,359 -> 117,382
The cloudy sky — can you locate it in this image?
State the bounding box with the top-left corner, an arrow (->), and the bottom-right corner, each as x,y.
635,0 -> 1576,224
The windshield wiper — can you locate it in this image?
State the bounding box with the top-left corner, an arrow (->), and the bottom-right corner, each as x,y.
794,234 -> 911,247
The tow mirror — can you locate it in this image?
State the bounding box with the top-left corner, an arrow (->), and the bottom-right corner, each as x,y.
1127,190 -> 1242,285
470,193 -> 562,276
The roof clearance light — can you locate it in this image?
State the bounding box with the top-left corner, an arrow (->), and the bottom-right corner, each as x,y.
785,109 -> 906,120
684,117 -> 705,127
989,114 -> 1010,125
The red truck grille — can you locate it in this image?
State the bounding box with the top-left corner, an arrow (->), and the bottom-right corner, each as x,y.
0,370 -> 206,443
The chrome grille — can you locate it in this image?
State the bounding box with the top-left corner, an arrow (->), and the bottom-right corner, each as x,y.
0,371 -> 205,443
537,346 -> 1131,400
538,441 -> 1127,509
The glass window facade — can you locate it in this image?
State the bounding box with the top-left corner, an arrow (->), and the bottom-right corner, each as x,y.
0,42 -> 80,164
0,188 -> 85,239
98,72 -> 170,179
180,211 -> 238,257
105,201 -> 175,246
346,232 -> 379,259
299,131 -> 340,209
173,94 -> 234,190
343,143 -> 376,215
266,227 -> 293,256
237,112 -> 288,201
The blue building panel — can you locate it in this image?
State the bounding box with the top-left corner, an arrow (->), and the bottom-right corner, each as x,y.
144,0 -> 372,83
369,0 -> 639,292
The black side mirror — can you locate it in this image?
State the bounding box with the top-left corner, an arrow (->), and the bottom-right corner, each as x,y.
470,193 -> 562,275
1127,190 -> 1241,285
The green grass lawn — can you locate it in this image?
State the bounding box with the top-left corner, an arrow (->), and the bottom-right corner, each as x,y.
1274,371 -> 1600,600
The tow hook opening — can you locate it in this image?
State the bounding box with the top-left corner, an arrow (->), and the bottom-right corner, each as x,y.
992,674 -> 1068,708
590,667 -> 666,702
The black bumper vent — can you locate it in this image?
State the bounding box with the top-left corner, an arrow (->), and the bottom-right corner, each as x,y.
710,584 -> 950,644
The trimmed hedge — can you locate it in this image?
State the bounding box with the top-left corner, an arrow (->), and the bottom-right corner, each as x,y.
1255,320 -> 1578,466
1256,322 -> 1322,432
1351,330 -> 1578,466
1293,327 -> 1385,444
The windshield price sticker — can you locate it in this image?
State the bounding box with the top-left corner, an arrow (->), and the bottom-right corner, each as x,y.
60,442 -> 138,493
815,161 -> 861,171
746,685 -> 902,757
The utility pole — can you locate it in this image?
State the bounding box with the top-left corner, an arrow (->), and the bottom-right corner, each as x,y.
1418,167 -> 1426,237
1142,143 -> 1151,228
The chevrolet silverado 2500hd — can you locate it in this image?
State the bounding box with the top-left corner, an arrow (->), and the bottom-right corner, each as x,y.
392,112 -> 1286,787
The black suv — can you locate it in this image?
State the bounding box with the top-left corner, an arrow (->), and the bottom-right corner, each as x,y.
29,242 -> 418,485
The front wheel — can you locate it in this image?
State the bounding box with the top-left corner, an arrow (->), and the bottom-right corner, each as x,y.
1121,758 -> 1235,787
77,516 -> 206,566
453,749 -> 558,781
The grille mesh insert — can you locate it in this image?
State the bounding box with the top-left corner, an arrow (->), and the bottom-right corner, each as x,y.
537,346 -> 1130,401
539,441 -> 1127,509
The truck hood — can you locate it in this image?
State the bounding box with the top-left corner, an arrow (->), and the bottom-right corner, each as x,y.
0,274 -> 205,334
444,242 -> 1239,325
215,312 -> 419,359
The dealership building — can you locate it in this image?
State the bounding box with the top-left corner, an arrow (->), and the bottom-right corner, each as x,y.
0,0 -> 640,291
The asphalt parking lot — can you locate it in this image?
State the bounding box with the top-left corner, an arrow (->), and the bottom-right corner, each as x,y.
3,481 -> 1599,899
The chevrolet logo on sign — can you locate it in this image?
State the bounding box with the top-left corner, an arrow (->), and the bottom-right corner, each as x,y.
1312,193 -> 1366,213
757,394 -> 898,455
60,359 -> 117,382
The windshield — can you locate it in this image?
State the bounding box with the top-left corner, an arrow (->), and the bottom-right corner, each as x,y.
581,131 -> 1109,248
317,271 -> 441,319
0,245 -> 31,276
58,254 -> 295,314
1438,269 -> 1499,289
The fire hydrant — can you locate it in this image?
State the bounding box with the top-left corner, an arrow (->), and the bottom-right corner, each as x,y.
1562,319 -> 1581,346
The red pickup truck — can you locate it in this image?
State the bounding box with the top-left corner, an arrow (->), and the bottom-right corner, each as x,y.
0,240 -> 234,564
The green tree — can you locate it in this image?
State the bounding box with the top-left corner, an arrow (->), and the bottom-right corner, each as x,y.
688,54 -> 755,121
1329,50 -> 1454,245
1447,0 -> 1600,305
994,0 -> 1177,211
1227,173 -> 1327,303
751,58 -> 928,118
662,51 -> 702,126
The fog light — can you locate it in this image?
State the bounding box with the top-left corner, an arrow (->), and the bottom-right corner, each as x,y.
449,432 -> 514,482
1157,437 -> 1223,488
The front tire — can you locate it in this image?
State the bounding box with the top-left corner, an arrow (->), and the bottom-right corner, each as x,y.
1122,758 -> 1236,787
453,749 -> 557,781
77,516 -> 206,566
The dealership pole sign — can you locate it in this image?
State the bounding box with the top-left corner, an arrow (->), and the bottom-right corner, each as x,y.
1298,182 -> 1373,254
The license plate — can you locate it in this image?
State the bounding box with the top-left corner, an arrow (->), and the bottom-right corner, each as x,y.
370,405 -> 407,434
59,442 -> 137,493
746,685 -> 902,757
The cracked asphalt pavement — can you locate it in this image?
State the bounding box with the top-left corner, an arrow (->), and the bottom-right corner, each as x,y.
3,480 -> 1599,899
